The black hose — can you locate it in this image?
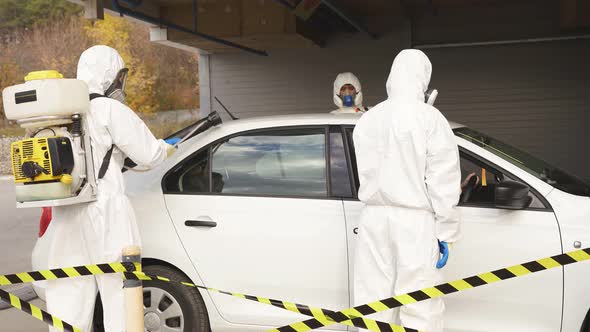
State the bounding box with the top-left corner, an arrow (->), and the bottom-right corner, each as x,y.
32,128 -> 56,137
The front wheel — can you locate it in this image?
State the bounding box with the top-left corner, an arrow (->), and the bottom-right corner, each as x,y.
93,265 -> 210,332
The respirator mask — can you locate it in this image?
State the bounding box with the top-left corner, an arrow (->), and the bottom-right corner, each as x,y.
105,68 -> 129,104
339,83 -> 358,107
341,94 -> 355,107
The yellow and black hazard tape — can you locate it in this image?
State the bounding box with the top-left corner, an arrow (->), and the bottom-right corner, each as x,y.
0,261 -> 411,332
0,262 -> 136,332
0,262 -> 137,286
271,247 -> 590,332
4,248 -> 589,332
0,288 -> 81,332
124,271 -> 418,332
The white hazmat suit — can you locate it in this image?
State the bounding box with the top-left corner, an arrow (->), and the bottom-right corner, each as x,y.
45,45 -> 169,332
352,49 -> 461,332
331,72 -> 367,114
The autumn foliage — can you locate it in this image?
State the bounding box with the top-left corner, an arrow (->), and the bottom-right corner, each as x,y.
0,1 -> 199,119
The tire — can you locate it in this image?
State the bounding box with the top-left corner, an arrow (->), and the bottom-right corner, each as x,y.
581,309 -> 590,332
92,265 -> 210,332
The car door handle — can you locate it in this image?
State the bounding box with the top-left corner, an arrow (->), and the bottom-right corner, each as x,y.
185,220 -> 217,227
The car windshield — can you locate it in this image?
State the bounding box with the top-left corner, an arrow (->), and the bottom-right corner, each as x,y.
454,127 -> 590,197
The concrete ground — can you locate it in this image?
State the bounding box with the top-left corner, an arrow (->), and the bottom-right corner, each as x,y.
0,177 -> 47,331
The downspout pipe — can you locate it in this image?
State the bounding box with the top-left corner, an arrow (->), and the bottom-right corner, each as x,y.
111,0 -> 268,56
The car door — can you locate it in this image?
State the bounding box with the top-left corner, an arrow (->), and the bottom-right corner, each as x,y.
163,126 -> 349,330
342,127 -> 562,331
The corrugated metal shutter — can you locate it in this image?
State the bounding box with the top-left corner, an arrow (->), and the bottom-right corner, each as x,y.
208,33 -> 405,118
428,40 -> 590,179
208,37 -> 590,178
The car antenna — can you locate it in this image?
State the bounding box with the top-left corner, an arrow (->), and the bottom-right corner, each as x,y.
214,96 -> 239,120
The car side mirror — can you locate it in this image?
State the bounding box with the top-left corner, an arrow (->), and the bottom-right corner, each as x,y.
495,180 -> 532,210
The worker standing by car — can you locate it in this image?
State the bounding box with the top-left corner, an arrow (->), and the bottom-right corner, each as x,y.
44,45 -> 176,332
331,72 -> 368,114
352,49 -> 461,332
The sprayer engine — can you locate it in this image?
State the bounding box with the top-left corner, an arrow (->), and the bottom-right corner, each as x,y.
12,136 -> 74,183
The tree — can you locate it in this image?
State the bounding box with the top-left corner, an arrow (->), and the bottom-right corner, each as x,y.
85,14 -> 160,113
0,0 -> 199,118
0,56 -> 19,121
21,17 -> 90,78
0,0 -> 82,32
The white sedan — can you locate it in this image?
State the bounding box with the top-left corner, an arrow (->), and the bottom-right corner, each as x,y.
33,113 -> 590,332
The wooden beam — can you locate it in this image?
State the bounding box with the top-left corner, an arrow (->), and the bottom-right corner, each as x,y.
561,0 -> 590,30
104,0 -> 161,19
161,0 -> 242,37
166,29 -> 317,52
293,0 -> 322,20
157,0 -> 327,52
241,0 -> 294,35
431,0 -> 503,7
150,27 -> 202,53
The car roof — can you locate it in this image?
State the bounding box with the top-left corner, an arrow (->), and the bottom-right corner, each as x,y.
212,113 -> 465,134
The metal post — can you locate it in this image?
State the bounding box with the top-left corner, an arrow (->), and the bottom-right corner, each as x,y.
123,246 -> 143,332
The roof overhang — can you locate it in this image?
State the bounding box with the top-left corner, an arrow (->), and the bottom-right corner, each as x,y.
67,0 -> 590,55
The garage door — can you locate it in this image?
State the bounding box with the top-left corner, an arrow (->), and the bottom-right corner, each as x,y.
207,37 -> 589,179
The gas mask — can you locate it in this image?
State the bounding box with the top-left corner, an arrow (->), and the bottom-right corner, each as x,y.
338,83 -> 358,108
341,94 -> 355,107
425,88 -> 438,106
105,68 -> 129,104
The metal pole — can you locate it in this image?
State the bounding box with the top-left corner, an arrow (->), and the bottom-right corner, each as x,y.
414,34 -> 590,49
123,246 -> 143,332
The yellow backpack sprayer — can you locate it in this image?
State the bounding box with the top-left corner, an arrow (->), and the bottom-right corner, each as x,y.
2,70 -> 97,208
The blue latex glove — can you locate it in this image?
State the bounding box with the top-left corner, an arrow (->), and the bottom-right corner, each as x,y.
164,137 -> 181,145
436,240 -> 450,269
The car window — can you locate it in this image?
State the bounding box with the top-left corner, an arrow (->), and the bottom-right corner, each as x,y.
330,127 -> 353,198
455,127 -> 590,197
460,151 -> 546,209
344,126 -> 545,209
210,128 -> 327,197
459,152 -> 503,206
163,148 -> 210,193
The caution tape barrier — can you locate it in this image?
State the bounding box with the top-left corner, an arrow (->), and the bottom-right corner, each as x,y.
0,262 -> 136,286
271,247 -> 590,332
0,262 -> 413,331
125,272 -> 416,332
0,288 -> 81,332
2,248 -> 589,332
0,262 -> 408,331
0,262 -> 138,332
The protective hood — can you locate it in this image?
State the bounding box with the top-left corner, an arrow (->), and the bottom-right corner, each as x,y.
385,49 -> 432,102
77,45 -> 125,95
333,72 -> 363,108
